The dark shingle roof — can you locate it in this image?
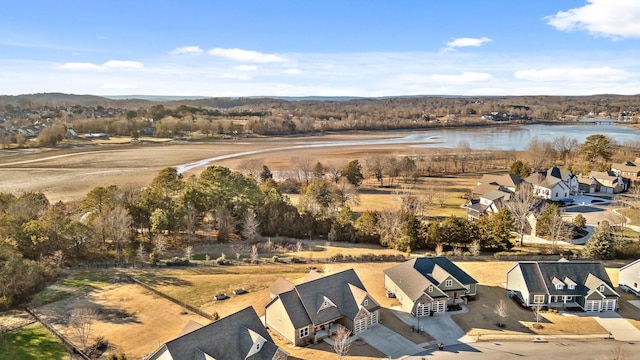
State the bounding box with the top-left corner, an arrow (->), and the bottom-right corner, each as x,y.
384,257 -> 477,301
512,261 -> 619,297
295,269 -> 368,325
150,307 -> 281,360
277,289 -> 311,329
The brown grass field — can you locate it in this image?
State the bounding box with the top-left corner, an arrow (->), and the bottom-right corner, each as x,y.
0,133 -> 465,204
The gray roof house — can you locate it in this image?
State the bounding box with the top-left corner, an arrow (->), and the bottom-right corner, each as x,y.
149,306 -> 287,360
264,269 -> 380,346
524,167 -> 575,201
506,261 -> 619,312
384,257 -> 478,317
464,188 -> 511,221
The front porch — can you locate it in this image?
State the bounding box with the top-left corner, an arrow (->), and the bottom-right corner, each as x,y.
548,301 -> 581,310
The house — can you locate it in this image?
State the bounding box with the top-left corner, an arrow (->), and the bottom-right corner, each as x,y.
464,189 -> 511,221
619,259 -> 640,296
589,171 -> 627,193
471,173 -> 523,198
611,158 -> 640,182
264,269 -> 380,346
524,167 -> 575,201
506,261 -> 619,312
383,257 -> 478,317
149,306 -> 287,360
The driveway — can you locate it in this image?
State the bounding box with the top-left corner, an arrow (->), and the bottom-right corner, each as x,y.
391,307 -> 469,346
592,312 -> 640,341
357,324 -> 428,358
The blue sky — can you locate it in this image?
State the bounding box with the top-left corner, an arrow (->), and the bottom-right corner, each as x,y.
2,0 -> 640,97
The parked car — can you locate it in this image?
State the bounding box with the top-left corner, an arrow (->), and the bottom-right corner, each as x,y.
214,293 -> 230,301
233,288 -> 248,295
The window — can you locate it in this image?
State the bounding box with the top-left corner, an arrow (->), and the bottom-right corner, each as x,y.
568,284 -> 575,290
428,286 -> 433,293
364,299 -> 368,306
533,295 -> 545,304
599,285 -> 605,292
555,283 -> 563,290
299,327 -> 309,338
445,280 -> 453,287
256,343 -> 260,351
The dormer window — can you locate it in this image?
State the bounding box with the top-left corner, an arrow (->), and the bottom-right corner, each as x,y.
364,299 -> 368,306
568,284 -> 575,290
428,286 -> 433,293
445,280 -> 452,287
555,283 -> 563,290
256,343 -> 260,351
599,285 -> 605,292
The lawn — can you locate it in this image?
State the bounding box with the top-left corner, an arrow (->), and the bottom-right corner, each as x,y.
0,323 -> 68,360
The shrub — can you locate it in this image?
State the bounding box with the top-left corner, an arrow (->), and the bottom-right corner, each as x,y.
212,311 -> 220,321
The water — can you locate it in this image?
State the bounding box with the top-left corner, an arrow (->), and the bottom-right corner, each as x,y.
399,119 -> 640,151
176,119 -> 640,173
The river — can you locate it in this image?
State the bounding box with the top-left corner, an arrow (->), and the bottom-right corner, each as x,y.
177,119 -> 640,173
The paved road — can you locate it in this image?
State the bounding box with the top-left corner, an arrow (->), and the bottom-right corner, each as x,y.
402,340 -> 638,359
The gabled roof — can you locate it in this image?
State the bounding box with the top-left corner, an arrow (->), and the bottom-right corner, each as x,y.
482,189 -> 511,202
590,171 -> 619,182
150,307 -> 282,360
524,171 -> 563,189
270,277 -> 295,296
620,258 -> 640,271
508,261 -> 619,298
478,173 -> 523,188
611,161 -> 639,173
384,257 -> 477,301
268,269 -> 378,328
547,167 -> 574,181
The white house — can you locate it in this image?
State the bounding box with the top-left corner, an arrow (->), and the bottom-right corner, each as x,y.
619,259 -> 640,296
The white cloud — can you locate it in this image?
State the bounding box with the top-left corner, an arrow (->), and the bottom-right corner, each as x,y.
55,60 -> 144,72
234,65 -> 258,71
103,60 -> 144,69
545,0 -> 640,38
56,62 -> 103,71
169,46 -> 204,56
444,37 -> 492,51
514,66 -> 630,82
208,48 -> 288,63
283,68 -> 301,74
220,73 -> 252,80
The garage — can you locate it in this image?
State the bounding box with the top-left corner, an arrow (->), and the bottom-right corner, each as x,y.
585,300 -> 602,312
366,310 -> 379,326
434,300 -> 446,313
603,299 -> 617,311
354,317 -> 366,333
416,302 -> 430,316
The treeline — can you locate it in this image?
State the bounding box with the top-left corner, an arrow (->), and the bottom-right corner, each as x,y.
5,94 -> 640,146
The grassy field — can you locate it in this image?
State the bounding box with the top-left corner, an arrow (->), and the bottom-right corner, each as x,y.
0,323 -> 68,360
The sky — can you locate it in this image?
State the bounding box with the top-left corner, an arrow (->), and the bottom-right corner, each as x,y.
2,0 -> 640,97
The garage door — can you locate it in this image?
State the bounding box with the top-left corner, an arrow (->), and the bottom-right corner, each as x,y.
585,300 -> 601,312
434,301 -> 446,313
367,310 -> 379,326
416,303 -> 430,316
603,299 -> 616,311
354,317 -> 367,333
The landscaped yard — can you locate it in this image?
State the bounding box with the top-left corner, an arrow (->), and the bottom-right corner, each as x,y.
0,323 -> 68,360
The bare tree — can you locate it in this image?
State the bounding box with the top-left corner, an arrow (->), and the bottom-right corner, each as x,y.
332,324 -> 352,359
553,136 -> 579,166
250,244 -> 259,262
611,342 -> 629,360
532,305 -> 543,329
546,209 -> 573,252
69,307 -> 98,352
364,155 -> 386,187
153,234 -> 167,257
184,245 -> 193,261
508,183 -> 538,246
296,240 -> 304,252
494,299 -> 508,328
237,158 -> 265,180
292,156 -> 313,185
241,208 -> 261,242
136,244 -> 147,265
433,188 -> 447,208
526,137 -> 554,170
103,205 -> 132,262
